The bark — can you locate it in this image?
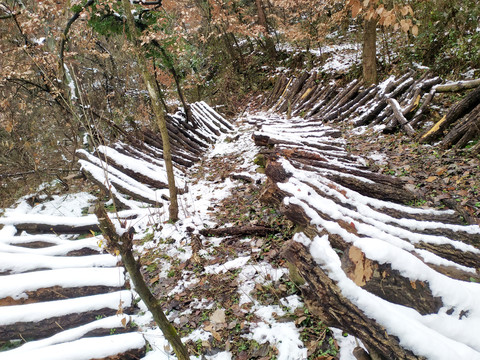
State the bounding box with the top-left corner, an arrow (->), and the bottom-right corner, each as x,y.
420,85 -> 480,144
0,307 -> 126,341
277,72 -> 310,113
435,78 -> 480,92
10,222 -> 100,234
284,241 -> 421,360
362,18 -> 378,86
122,0 -> 178,221
386,98 -> 416,136
409,89 -> 436,128
255,0 -> 276,59
440,103 -> 480,149
0,285 -> 121,306
95,204 -> 189,360
199,225 -> 277,237
94,149 -> 168,189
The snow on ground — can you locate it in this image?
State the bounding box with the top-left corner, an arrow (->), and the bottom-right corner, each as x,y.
5,96 -> 477,359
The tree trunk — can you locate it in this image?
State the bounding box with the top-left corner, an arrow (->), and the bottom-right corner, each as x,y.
255,0 -> 276,59
95,204 -> 189,360
362,18 -> 378,86
122,0 -> 178,222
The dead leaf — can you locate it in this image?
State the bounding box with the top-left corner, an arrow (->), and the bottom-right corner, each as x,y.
425,176 -> 437,183
211,330 -> 222,341
149,275 -> 159,284
436,167 -> 447,176
210,308 -> 226,324
350,0 -> 361,17
411,25 -> 419,36
348,246 -> 374,286
295,316 -> 307,325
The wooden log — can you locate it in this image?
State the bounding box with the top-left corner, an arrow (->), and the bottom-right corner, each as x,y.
273,76 -> 295,110
409,89 -> 436,128
291,72 -> 318,110
0,285 -> 121,306
308,85 -> 339,117
294,82 -> 327,115
323,79 -> 360,116
0,307 -> 128,341
386,98 -> 416,136
419,76 -> 442,91
277,72 -> 310,113
92,151 -> 168,190
322,80 -> 363,122
199,225 -> 277,237
328,85 -> 377,122
11,222 -> 100,234
265,74 -> 288,108
325,173 -> 416,204
355,78 -> 414,127
435,78 -> 480,92
80,161 -> 164,207
440,103 -> 480,149
88,346 -> 146,360
283,241 -> 421,360
341,245 -> 442,315
420,85 -> 480,143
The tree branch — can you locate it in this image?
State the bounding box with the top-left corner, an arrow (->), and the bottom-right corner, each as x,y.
58,0 -> 95,77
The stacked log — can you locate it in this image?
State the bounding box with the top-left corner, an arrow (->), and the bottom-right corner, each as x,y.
0,219 -> 145,359
252,113 -> 480,359
264,71 -> 480,149
78,101 -> 231,210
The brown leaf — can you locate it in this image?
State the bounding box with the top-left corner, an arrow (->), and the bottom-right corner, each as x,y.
411,25 -> 419,36
436,167 -> 447,176
425,176 -> 437,183
211,330 -> 222,341
348,246 -> 374,286
295,316 -> 307,325
350,0 -> 361,17
149,275 -> 159,284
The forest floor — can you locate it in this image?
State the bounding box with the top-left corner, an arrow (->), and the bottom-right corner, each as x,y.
1,105 -> 480,359
343,124 -> 480,224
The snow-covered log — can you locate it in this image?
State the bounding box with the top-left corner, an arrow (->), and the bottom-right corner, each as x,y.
254,113 -> 480,359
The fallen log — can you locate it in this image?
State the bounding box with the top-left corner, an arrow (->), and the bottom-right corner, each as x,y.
0,285 -> 121,306
386,98 -> 416,136
440,103 -> 480,149
253,109 -> 480,358
11,222 -> 100,234
283,240 -> 421,360
420,85 -> 480,143
199,225 -> 277,237
0,307 -> 126,341
435,78 -> 480,92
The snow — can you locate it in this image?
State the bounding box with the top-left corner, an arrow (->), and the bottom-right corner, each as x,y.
0,252 -> 118,273
246,304 -> 307,360
0,267 -> 124,299
2,315 -> 135,356
2,99 -> 479,360
204,256 -> 251,274
305,234 -> 480,359
0,333 -> 145,360
0,290 -> 132,326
